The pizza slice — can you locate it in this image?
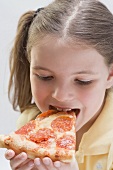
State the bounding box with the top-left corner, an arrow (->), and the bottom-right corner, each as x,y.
0,110 -> 76,162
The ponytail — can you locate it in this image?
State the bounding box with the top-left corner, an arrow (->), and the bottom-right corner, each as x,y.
8,11 -> 36,112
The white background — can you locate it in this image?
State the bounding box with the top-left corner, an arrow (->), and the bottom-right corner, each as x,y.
0,0 -> 112,169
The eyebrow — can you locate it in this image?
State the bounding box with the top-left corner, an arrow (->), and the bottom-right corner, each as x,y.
32,66 -> 98,75
32,66 -> 52,72
74,70 -> 98,75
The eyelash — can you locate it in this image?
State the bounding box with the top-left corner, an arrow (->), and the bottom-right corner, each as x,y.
36,75 -> 92,85
75,79 -> 92,86
37,75 -> 54,81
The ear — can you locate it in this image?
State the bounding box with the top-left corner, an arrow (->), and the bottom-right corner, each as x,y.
106,64 -> 113,89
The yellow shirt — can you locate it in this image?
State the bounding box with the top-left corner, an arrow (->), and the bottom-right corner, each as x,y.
76,92 -> 113,170
16,92 -> 113,170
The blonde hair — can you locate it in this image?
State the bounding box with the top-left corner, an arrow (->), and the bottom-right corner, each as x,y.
8,0 -> 113,112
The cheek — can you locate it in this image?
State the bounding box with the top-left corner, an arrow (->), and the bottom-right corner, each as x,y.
31,82 -> 44,99
30,78 -> 51,101
79,84 -> 106,110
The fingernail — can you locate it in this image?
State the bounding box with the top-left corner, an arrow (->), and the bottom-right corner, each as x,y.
5,150 -> 14,160
54,161 -> 61,168
34,158 -> 41,166
43,159 -> 50,165
20,152 -> 27,159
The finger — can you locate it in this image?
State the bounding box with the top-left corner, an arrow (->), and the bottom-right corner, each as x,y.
16,160 -> 34,170
42,157 -> 58,170
34,158 -> 47,170
54,161 -> 61,168
54,161 -> 69,170
17,158 -> 32,167
54,160 -> 79,170
5,149 -> 15,160
10,152 -> 27,169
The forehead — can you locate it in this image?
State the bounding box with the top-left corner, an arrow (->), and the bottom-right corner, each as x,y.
30,36 -> 107,74
31,35 -> 101,59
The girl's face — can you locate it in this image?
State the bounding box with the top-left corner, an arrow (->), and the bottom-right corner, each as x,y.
30,38 -> 113,131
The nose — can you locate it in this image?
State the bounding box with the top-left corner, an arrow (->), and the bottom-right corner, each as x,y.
52,84 -> 74,102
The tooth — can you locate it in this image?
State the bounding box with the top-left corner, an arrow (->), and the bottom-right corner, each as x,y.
57,108 -> 63,111
63,109 -> 72,111
56,108 -> 72,112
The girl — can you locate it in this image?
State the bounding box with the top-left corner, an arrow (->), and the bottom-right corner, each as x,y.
5,0 -> 113,169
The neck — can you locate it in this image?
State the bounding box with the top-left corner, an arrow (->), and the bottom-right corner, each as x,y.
76,111 -> 100,151
76,96 -> 106,151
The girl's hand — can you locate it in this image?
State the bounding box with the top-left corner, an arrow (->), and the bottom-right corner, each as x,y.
5,149 -> 34,170
5,150 -> 79,170
34,157 -> 79,170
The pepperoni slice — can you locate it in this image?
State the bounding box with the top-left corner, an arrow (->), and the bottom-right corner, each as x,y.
51,116 -> 74,132
56,135 -> 75,150
29,128 -> 56,145
15,120 -> 36,135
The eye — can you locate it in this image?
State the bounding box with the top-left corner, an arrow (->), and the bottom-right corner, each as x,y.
37,75 -> 54,81
75,79 -> 92,86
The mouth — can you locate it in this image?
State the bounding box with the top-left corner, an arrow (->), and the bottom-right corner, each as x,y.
49,105 -> 80,116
